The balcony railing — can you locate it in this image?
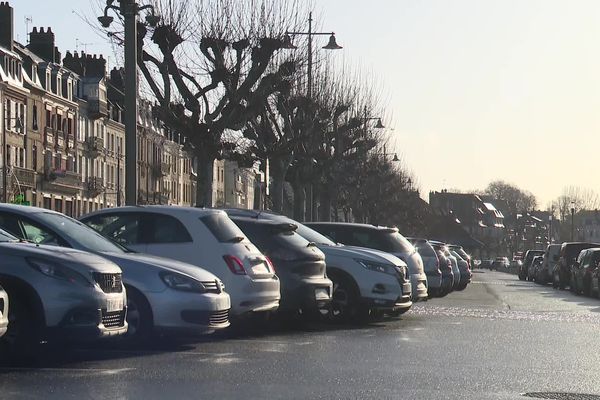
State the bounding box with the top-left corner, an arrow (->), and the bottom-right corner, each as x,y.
88,99 -> 109,120
43,168 -> 82,195
11,166 -> 36,188
84,136 -> 104,159
86,176 -> 104,198
151,163 -> 170,178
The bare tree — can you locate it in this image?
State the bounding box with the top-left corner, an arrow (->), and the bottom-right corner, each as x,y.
98,0 -> 310,206
551,186 -> 600,221
483,180 -> 537,215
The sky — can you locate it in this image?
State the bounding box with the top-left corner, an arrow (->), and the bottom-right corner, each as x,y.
10,0 -> 600,208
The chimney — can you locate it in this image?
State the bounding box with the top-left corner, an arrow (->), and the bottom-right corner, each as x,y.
0,2 -> 13,51
28,27 -> 57,62
63,51 -> 84,75
84,53 -> 106,78
109,67 -> 124,91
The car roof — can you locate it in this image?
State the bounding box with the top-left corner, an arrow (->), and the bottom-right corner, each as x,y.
306,222 -> 398,232
82,205 -> 226,219
0,203 -> 60,216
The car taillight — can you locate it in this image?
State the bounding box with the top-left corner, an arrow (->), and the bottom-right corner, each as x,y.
265,257 -> 276,274
223,255 -> 247,275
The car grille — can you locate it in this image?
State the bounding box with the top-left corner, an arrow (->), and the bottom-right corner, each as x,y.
208,309 -> 229,326
93,273 -> 123,294
201,280 -> 222,294
101,310 -> 126,329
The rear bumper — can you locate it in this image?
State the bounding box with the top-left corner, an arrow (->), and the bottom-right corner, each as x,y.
410,273 -> 428,301
279,277 -> 333,312
231,276 -> 281,316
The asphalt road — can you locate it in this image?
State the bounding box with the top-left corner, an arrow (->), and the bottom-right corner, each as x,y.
2,270 -> 600,400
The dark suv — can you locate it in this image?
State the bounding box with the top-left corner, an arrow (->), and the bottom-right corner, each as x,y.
519,250 -> 544,281
229,217 -> 333,315
552,242 -> 600,289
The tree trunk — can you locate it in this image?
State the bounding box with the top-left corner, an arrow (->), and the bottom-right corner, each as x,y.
319,187 -> 332,222
195,156 -> 215,208
270,157 -> 290,214
292,180 -> 306,222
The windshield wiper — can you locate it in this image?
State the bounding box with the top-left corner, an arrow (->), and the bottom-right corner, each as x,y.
226,236 -> 245,243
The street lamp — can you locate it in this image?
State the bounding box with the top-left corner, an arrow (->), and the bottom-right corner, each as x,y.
570,201 -> 575,241
98,1 -> 160,206
283,13 -> 342,221
2,116 -> 23,203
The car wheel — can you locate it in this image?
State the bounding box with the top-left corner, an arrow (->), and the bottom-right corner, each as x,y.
125,287 -> 153,340
0,291 -> 41,361
325,274 -> 365,324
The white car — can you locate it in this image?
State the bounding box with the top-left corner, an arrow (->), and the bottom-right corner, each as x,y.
0,204 -> 231,338
81,206 -> 280,317
223,210 -> 413,321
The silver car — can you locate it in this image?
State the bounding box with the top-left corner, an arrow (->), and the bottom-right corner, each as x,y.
0,205 -> 231,338
0,283 -> 8,338
0,228 -> 127,354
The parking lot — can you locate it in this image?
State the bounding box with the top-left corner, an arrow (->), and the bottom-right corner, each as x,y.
2,270 -> 600,400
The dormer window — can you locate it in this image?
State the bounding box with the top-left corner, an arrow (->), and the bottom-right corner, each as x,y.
67,81 -> 72,101
46,71 -> 51,91
32,65 -> 37,84
57,76 -> 62,96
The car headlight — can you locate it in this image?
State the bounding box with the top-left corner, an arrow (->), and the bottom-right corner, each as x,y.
27,258 -> 91,287
160,272 -> 206,293
355,259 -> 397,276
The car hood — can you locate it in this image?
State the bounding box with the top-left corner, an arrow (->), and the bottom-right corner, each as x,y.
316,244 -> 407,267
100,251 -> 220,282
0,242 -> 122,274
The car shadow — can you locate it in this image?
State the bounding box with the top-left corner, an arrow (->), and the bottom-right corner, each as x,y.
510,280 -> 600,313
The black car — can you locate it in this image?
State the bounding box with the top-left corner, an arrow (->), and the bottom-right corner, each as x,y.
519,250 -> 544,281
229,217 -> 333,316
571,248 -> 600,296
429,242 -> 455,296
553,242 -> 600,289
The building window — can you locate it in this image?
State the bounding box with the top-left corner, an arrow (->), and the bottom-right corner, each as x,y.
32,105 -> 38,130
32,145 -> 37,171
45,109 -> 51,128
57,115 -> 63,132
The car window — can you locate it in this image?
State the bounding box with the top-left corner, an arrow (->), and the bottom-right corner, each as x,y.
0,213 -> 24,238
201,213 -> 248,243
83,214 -> 141,245
295,223 -> 337,246
0,228 -> 18,242
142,214 -> 193,244
37,212 -> 126,253
21,219 -> 62,245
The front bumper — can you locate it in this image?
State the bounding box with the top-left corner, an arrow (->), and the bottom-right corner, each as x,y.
148,290 -> 231,334
52,307 -> 128,341
0,290 -> 7,338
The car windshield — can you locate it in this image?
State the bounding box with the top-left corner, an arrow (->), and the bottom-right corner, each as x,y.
201,213 -> 248,243
295,223 -> 337,246
37,212 -> 127,254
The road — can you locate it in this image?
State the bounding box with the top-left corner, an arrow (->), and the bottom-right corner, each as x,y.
2,270 -> 600,400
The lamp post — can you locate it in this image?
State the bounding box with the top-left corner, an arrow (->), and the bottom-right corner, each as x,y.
282,13 -> 342,221
2,115 -> 23,203
570,201 -> 575,241
98,1 -> 159,206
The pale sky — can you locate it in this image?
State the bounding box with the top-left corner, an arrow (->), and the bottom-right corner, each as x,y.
11,0 -> 600,208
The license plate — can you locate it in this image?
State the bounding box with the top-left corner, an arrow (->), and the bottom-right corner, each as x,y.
315,288 -> 330,300
106,297 -> 123,313
251,263 -> 270,275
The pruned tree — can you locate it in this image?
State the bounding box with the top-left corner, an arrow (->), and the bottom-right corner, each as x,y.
99,0 -> 310,206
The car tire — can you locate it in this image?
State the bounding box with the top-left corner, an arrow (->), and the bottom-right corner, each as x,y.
325,273 -> 365,324
0,290 -> 41,362
125,286 -> 153,340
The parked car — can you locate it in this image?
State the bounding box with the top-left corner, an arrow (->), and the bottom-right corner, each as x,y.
227,216 -> 332,316
448,245 -> 472,271
491,257 -> 510,271
305,223 -> 429,301
519,250 -> 544,280
553,242 -> 600,289
428,242 -> 455,296
407,238 -> 444,297
571,248 -> 600,296
449,248 -> 472,290
527,256 -> 543,282
0,283 -> 8,339
0,227 -> 127,355
80,206 -> 279,318
430,241 -> 461,290
480,259 -> 493,270
536,244 -> 561,284
224,209 -> 412,321
0,205 -> 231,338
